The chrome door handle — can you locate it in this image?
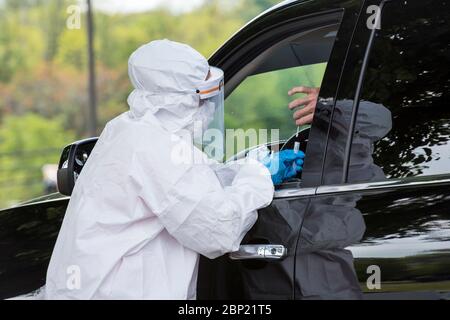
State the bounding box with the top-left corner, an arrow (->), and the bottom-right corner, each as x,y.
229,244 -> 287,260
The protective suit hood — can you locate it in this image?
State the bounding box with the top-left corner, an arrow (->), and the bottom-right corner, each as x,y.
127,39 -> 210,133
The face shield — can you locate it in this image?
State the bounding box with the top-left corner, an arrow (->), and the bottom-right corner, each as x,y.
194,66 -> 225,162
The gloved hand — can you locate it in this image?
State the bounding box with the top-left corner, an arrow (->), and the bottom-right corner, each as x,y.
260,149 -> 305,185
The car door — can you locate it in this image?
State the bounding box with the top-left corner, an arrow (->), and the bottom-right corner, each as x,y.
197,0 -> 364,299
298,0 -> 450,299
0,196 -> 68,299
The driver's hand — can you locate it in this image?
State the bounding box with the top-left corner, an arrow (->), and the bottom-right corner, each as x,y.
288,86 -> 320,125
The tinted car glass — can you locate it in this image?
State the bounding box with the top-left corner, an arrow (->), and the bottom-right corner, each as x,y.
348,0 -> 450,182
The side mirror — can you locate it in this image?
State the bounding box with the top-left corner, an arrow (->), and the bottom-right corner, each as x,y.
57,137 -> 98,196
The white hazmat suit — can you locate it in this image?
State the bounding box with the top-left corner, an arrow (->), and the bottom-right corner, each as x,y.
45,39 -> 274,300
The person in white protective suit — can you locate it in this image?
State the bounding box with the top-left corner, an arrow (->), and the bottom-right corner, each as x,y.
44,39 -> 288,300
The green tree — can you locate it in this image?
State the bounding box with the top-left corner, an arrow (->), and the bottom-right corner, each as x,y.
0,114 -> 75,207
0,13 -> 45,82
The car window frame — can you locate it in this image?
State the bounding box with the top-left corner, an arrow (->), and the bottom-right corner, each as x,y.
210,9 -> 358,197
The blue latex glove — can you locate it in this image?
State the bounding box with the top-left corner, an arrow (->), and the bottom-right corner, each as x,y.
261,149 -> 305,185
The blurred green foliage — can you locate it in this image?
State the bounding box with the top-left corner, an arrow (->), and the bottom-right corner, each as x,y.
0,114 -> 75,207
0,0 -> 326,206
0,0 -> 278,129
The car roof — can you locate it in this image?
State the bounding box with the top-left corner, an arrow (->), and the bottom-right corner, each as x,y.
209,0 -> 312,63
209,0 -> 344,71
248,0 -> 301,25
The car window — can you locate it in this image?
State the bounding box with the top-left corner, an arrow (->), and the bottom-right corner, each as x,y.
348,0 -> 450,183
223,23 -> 340,158
226,63 -> 326,143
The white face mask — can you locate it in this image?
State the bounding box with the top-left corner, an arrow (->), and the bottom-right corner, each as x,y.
196,100 -> 216,130
185,100 -> 216,142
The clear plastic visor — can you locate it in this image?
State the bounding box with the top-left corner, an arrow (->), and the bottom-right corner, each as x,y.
201,88 -> 224,162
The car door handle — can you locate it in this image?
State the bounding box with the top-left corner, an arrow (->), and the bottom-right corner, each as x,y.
228,244 -> 287,260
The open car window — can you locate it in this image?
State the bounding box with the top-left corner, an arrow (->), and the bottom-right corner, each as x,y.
226,62 -> 326,146
223,19 -> 342,170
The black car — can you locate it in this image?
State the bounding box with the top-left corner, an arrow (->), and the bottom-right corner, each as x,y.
1,0 -> 449,300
